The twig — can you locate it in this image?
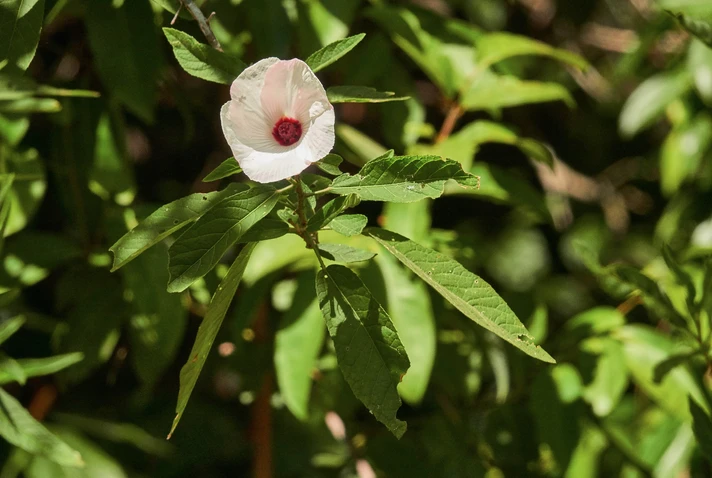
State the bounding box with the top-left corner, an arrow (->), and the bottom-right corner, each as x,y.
170,3 -> 182,25
179,0 -> 223,51
435,103 -> 463,143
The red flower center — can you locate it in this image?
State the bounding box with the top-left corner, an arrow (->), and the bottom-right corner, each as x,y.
272,117 -> 302,146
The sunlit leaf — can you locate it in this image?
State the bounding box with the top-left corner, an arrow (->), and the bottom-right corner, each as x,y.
0,316 -> 25,346
307,194 -> 360,232
461,72 -> 575,111
202,158 -> 242,182
329,214 -> 368,237
163,28 -> 246,84
318,243 -> 376,263
327,86 -> 409,103
305,33 -> 365,72
475,32 -> 588,70
316,154 -> 343,176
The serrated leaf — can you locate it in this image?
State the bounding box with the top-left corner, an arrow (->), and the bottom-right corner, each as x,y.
0,0 -> 45,70
316,265 -> 409,438
327,86 -> 410,103
318,243 -> 375,263
461,73 -> 575,111
202,158 -> 243,182
475,32 -> 589,70
167,186 -> 279,292
690,397 -> 712,460
316,154 -> 343,176
169,244 -> 255,438
329,214 -> 367,236
0,353 -> 83,385
274,272 -> 325,420
307,194 -> 360,232
0,316 -> 24,346
330,155 -> 479,202
110,183 -> 246,271
305,33 -> 365,72
367,228 -> 555,363
0,388 -> 83,467
163,28 -> 246,84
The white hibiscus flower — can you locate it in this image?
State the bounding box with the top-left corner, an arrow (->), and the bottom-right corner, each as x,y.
220,57 -> 336,183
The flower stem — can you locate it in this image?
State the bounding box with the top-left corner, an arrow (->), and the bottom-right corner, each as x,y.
292,176 -> 327,270
435,103 -> 463,143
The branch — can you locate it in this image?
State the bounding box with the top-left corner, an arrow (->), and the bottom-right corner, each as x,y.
179,0 -> 223,51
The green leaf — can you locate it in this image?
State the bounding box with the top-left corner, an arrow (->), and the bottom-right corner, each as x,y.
461,72 -> 575,111
580,338 -> 628,417
85,0 -> 162,122
237,216 -> 289,243
307,194 -> 360,232
367,228 -> 555,363
0,97 -> 61,113
0,0 -> 45,70
688,39 -> 712,103
109,183 -> 246,271
619,68 -> 693,139
88,112 -> 135,204
0,388 -> 83,467
316,154 -> 343,176
376,252 -> 435,404
0,353 -> 83,385
653,351 -> 699,384
475,32 -> 589,70
318,243 -> 376,263
330,155 -> 479,203
329,214 -> 367,236
669,10 -> 712,48
3,147 -> 45,236
336,124 -> 388,167
690,397 -> 712,460
0,354 -> 25,385
167,185 -> 279,293
0,315 -> 24,345
660,113 -> 712,196
274,272 -> 325,420
169,244 -> 255,438
202,157 -> 242,182
662,244 -> 697,310
327,86 -> 410,104
316,265 -> 409,438
305,33 -> 365,72
163,28 -> 246,84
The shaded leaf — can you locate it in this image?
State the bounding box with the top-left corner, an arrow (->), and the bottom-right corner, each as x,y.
202,157 -> 242,182
167,185 -> 279,293
0,354 -> 25,385
316,265 -> 409,438
0,0 -> 44,70
367,228 -> 555,363
690,398 -> 712,460
237,216 -> 289,243
653,351 -> 699,384
163,28 -> 245,84
318,243 -> 376,263
0,353 -> 83,385
305,33 -> 365,72
329,214 -> 367,236
0,315 -> 24,346
336,124 -> 388,166
327,86 -> 409,103
307,194 -> 360,232
669,10 -> 712,48
316,154 -> 343,176
169,244 -> 255,438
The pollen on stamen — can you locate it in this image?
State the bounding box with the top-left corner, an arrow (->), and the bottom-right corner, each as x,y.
272,117 -> 302,146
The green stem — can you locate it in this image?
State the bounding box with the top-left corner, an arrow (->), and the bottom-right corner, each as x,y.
292,176 -> 327,271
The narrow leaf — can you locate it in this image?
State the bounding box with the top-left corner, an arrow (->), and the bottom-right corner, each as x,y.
329,214 -> 367,236
110,183 -> 246,271
367,228 -> 555,363
305,33 -> 366,73
327,86 -> 410,104
0,388 -> 83,467
0,354 -> 26,385
690,398 -> 712,460
0,316 -> 25,346
167,186 -> 279,292
163,28 -> 246,84
316,265 -> 409,438
330,155 -> 479,202
0,0 -> 45,70
461,73 -> 575,112
318,243 -> 376,263
0,353 -> 83,385
202,157 -> 242,182
307,194 -> 360,232
169,244 -> 255,438
476,32 -> 589,70
653,351 -> 699,384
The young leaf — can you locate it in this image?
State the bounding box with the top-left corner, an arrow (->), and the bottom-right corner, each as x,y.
316,154 -> 343,176
690,398 -> 712,460
169,244 -> 255,438
475,32 -> 589,70
307,194 -> 360,232
305,33 -> 366,73
167,185 -> 279,293
318,243 -> 376,263
329,214 -> 367,236
327,86 -> 410,103
0,388 -> 84,467
367,228 -> 555,363
0,316 -> 25,346
0,0 -> 45,70
274,272 -> 325,420
202,157 -> 243,182
0,353 -> 84,385
163,28 -> 246,84
330,155 -> 479,202
316,265 -> 409,438
110,183 -> 247,271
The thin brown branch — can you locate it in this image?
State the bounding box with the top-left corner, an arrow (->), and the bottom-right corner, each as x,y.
435,103 -> 463,143
179,0 -> 223,51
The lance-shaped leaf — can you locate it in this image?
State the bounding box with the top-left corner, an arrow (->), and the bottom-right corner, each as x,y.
367,228 -> 555,363
0,388 -> 83,467
307,194 -> 360,232
461,72 -> 575,112
163,28 -> 246,84
316,154 -> 343,176
0,353 -> 84,385
327,86 -> 410,104
475,32 -> 589,70
316,265 -> 409,438
330,155 -> 479,203
305,33 -> 365,73
110,183 -> 246,271
318,243 -> 376,263
202,157 -> 242,182
167,186 -> 279,293
690,398 -> 712,460
0,316 -> 25,345
169,244 -> 255,438
237,216 -> 289,243
329,214 -> 368,236
0,0 -> 45,70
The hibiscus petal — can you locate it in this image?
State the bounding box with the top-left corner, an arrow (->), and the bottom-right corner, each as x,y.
240,142 -> 314,183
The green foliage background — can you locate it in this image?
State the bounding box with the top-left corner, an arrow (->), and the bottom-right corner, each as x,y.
2,0 -> 712,476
